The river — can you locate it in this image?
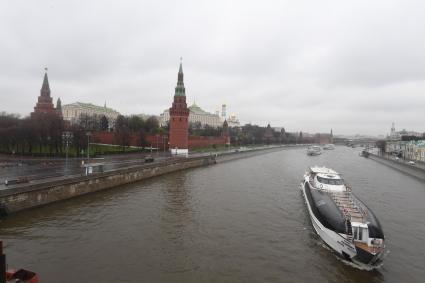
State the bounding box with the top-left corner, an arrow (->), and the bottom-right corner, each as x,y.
1,146 -> 424,282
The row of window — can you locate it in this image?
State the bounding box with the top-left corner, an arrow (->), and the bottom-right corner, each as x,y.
317,176 -> 344,185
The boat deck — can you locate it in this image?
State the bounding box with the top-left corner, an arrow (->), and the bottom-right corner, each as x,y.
329,191 -> 366,223
354,241 -> 382,254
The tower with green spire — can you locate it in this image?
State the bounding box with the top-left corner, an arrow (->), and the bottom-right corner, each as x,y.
169,59 -> 189,155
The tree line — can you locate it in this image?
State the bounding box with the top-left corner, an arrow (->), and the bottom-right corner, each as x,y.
0,112 -> 162,156
1,110 -> 311,156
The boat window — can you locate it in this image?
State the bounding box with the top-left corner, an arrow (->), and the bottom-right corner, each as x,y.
353,226 -> 358,239
317,176 -> 344,185
353,226 -> 365,241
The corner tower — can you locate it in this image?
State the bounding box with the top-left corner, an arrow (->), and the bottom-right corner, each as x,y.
169,59 -> 190,155
31,69 -> 59,118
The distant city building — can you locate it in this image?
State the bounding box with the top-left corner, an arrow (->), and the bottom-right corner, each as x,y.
160,103 -> 222,128
227,113 -> 240,127
62,102 -> 120,129
385,141 -> 407,156
31,70 -> 62,118
387,122 -> 423,141
388,122 -> 401,140
221,104 -> 227,120
405,140 -> 425,162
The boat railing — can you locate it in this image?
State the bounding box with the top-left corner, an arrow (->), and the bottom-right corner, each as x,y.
351,195 -> 367,219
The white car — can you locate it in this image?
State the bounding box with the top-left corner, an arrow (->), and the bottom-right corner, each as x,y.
407,161 -> 415,165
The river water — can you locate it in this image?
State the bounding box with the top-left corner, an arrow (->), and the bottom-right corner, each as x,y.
1,147 -> 424,282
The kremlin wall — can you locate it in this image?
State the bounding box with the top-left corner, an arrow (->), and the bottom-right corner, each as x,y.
29,61 -> 230,152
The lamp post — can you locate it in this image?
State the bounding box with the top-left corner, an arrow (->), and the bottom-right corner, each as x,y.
156,134 -> 159,156
62,131 -> 73,175
86,132 -> 92,163
163,135 -> 168,153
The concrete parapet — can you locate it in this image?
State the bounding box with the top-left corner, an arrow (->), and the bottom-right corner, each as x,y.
0,156 -> 215,216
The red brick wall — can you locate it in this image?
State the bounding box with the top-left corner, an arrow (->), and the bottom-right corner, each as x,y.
91,131 -> 228,150
188,136 -> 228,149
91,132 -> 169,150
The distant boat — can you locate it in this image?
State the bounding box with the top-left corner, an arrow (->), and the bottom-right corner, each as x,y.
323,144 -> 335,150
300,167 -> 385,268
360,150 -> 369,158
307,146 -> 322,156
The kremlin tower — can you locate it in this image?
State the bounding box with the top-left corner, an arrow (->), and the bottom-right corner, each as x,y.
31,69 -> 62,118
168,59 -> 190,155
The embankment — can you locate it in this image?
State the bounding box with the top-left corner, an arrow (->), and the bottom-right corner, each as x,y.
368,153 -> 425,182
0,156 -> 215,216
0,145 -> 297,216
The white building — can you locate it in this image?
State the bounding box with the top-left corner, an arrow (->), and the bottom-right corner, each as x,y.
62,102 -> 120,129
227,113 -> 240,127
405,141 -> 425,162
160,103 -> 222,128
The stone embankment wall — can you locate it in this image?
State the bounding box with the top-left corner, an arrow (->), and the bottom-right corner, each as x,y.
0,145 -> 301,216
368,153 -> 425,182
0,156 -> 215,215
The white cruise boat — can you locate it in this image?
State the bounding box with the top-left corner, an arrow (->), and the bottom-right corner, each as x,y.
300,166 -> 385,268
307,146 -> 322,156
323,144 -> 335,150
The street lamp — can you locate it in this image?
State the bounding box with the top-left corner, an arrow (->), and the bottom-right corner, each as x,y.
86,132 -> 92,163
163,135 -> 168,153
156,134 -> 159,156
62,131 -> 73,175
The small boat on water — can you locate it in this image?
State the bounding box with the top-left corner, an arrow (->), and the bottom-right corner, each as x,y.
1,241 -> 39,283
300,167 -> 385,268
323,144 -> 335,150
307,146 -> 322,156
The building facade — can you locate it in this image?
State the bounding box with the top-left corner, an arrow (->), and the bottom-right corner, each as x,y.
62,102 -> 120,129
31,71 -> 62,118
227,113 -> 240,127
168,60 -> 190,155
404,141 -> 425,162
160,103 -> 222,128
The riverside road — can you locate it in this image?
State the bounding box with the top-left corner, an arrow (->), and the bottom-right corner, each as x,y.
0,146 -> 424,283
0,152 -> 174,187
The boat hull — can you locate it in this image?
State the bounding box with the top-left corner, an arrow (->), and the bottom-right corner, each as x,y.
300,182 -> 357,260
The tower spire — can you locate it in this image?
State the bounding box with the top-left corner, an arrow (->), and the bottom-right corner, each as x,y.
175,58 -> 185,96
41,67 -> 50,97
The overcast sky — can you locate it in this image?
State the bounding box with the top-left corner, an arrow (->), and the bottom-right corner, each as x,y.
1,0 -> 424,135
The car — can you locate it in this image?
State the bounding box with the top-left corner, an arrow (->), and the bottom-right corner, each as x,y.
407,161 -> 415,165
144,155 -> 154,163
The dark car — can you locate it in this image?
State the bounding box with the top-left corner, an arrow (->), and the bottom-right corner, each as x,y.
144,155 -> 154,163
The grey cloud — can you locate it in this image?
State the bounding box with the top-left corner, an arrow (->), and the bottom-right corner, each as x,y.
0,0 -> 424,135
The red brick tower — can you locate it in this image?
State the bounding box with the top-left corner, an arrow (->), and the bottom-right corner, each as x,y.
222,119 -> 231,146
31,69 -> 61,118
169,59 -> 189,155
